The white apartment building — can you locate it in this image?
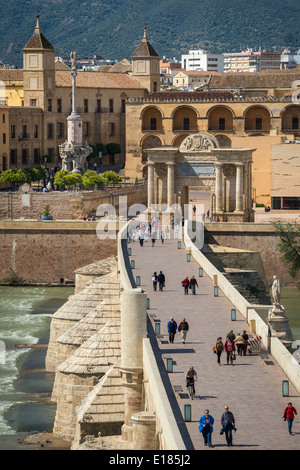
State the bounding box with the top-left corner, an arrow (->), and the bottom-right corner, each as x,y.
224,49 -> 281,73
181,49 -> 224,73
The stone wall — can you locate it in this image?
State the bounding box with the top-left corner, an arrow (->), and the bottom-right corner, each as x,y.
0,221 -> 117,284
0,184 -> 147,221
204,223 -> 297,286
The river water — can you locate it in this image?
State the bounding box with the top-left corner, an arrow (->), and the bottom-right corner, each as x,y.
0,286 -> 74,450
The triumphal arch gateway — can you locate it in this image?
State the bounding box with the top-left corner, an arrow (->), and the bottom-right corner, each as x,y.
146,133 -> 255,222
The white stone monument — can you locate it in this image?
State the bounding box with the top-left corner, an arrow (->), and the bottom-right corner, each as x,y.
59,52 -> 92,174
268,275 -> 293,349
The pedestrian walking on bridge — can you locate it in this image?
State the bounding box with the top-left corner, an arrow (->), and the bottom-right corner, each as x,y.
167,317 -> 177,344
220,406 -> 236,447
178,318 -> 189,344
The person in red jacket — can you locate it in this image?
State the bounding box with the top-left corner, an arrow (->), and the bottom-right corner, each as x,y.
182,277 -> 190,295
224,338 -> 236,365
282,403 -> 298,435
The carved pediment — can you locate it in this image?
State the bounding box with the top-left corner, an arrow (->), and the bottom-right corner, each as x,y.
179,133 -> 219,153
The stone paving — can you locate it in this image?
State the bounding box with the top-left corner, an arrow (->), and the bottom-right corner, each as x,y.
129,233 -> 300,450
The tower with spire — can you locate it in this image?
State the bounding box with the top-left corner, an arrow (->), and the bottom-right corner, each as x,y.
131,26 -> 160,93
22,15 -> 56,109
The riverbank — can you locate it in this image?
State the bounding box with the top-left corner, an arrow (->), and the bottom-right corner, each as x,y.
0,286 -> 73,450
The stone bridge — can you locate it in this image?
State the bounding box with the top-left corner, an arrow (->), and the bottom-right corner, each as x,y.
45,218 -> 300,450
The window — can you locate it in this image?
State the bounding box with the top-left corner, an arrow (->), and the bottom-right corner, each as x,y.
219,117 -> 226,131
11,125 -> 16,139
57,123 -> 64,138
22,125 -> 27,138
292,116 -> 299,130
22,149 -> 28,165
2,114 -> 5,123
121,99 -> 126,113
57,99 -> 62,113
34,148 -> 40,164
48,99 -> 52,112
83,122 -> 90,137
109,99 -> 114,113
30,99 -> 37,107
34,125 -> 39,138
47,123 -> 54,139
183,118 -> 190,130
3,133 -> 6,144
47,148 -> 54,160
153,81 -> 157,92
150,118 -> 157,131
255,117 -> 262,130
84,99 -> 89,113
97,99 -> 101,113
109,122 -> 115,136
10,149 -> 17,165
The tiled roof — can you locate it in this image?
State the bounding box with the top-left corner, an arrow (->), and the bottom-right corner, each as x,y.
55,60 -> 71,71
146,90 -> 236,100
209,67 -> 300,89
24,32 -> 54,50
23,16 -> 54,50
0,69 -> 24,81
132,27 -> 159,58
55,70 -> 145,89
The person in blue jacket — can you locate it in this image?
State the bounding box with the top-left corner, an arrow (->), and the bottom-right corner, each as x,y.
167,317 -> 177,344
199,409 -> 214,447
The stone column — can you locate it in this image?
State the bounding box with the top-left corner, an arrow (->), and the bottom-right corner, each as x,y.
120,289 -> 147,442
167,161 -> 175,209
147,162 -> 155,211
235,163 -> 244,212
132,411 -> 157,450
215,162 -> 223,213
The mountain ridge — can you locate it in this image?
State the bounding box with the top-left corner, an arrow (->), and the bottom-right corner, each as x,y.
1,0 -> 300,67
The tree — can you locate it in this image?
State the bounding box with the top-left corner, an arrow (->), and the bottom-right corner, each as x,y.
273,220 -> 300,283
106,142 -> 121,158
82,170 -> 104,189
0,169 -> 26,185
54,169 -> 82,189
90,143 -> 108,159
101,170 -> 122,184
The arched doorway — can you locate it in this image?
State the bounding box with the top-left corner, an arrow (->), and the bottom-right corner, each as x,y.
244,106 -> 271,132
172,106 -> 198,131
208,106 -> 234,131
141,106 -> 163,131
281,105 -> 300,132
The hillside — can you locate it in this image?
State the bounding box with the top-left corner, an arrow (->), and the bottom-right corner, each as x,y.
1,0 -> 300,67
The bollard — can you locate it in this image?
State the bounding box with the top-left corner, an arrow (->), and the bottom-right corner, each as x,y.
231,309 -> 236,321
178,241 -> 181,249
166,358 -> 173,373
214,285 -> 219,297
128,247 -> 132,256
136,276 -> 141,286
282,380 -> 289,397
199,267 -> 203,277
184,404 -> 192,422
147,298 -> 150,309
155,322 -> 160,335
187,253 -> 191,262
131,259 -> 135,269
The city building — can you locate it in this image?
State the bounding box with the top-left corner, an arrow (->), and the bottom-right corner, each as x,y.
181,49 -> 224,73
172,70 -> 221,89
224,49 -> 281,73
0,17 -> 160,171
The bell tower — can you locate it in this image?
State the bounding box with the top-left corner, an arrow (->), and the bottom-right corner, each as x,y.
131,26 -> 160,93
22,15 -> 55,109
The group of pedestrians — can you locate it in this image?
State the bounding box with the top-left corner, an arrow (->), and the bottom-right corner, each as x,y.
181,275 -> 199,295
199,406 -> 236,448
212,330 -> 250,366
152,271 -> 166,292
167,317 -> 189,344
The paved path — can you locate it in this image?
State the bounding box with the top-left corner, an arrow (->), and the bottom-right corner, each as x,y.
129,233 -> 300,450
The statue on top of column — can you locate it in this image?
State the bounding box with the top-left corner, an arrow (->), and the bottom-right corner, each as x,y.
271,275 -> 281,306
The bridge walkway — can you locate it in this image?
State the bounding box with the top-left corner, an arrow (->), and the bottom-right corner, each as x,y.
129,233 -> 300,450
